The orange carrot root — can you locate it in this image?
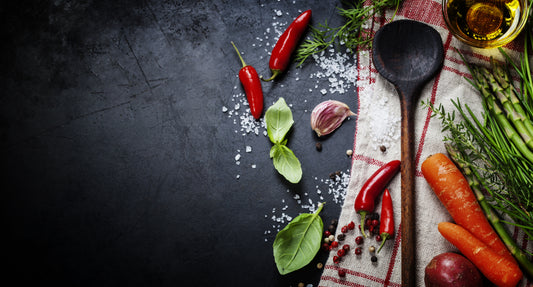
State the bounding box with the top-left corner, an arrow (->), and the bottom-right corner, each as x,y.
421,153 -> 516,264
438,222 -> 522,287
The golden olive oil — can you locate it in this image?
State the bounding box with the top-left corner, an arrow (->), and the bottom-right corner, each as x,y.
446,0 -> 521,42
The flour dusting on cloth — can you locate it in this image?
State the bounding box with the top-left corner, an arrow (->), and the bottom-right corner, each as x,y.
318,0 -> 532,286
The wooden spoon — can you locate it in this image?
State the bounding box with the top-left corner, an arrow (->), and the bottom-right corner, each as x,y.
372,19 -> 444,286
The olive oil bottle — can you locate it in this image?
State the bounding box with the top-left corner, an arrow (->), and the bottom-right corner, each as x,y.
445,0 -> 522,42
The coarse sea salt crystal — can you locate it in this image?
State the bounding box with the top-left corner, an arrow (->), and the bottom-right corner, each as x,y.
246,146 -> 252,152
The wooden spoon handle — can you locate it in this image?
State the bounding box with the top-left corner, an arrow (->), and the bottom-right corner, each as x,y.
400,91 -> 417,287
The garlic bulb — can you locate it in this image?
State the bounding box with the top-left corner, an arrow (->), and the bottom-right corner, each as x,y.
310,100 -> 356,137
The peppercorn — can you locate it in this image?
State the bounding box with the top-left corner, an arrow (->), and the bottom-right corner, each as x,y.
375,235 -> 382,242
333,255 -> 341,264
347,221 -> 355,230
335,170 -> 341,177
342,244 -> 350,252
369,245 -> 376,253
317,262 -> 323,269
316,142 -> 322,151
331,241 -> 339,248
341,226 -> 348,233
346,149 -> 353,156
328,235 -> 335,242
329,172 -> 336,180
328,224 -> 336,233
380,145 -> 387,152
337,249 -> 346,257
371,255 -> 378,263
338,269 -> 346,277
354,247 -> 362,255
324,230 -> 331,237
355,236 -> 364,245
337,233 -> 345,241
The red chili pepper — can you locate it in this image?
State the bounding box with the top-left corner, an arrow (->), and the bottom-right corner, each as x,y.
354,160 -> 400,237
262,9 -> 312,82
231,41 -> 263,119
377,188 -> 394,253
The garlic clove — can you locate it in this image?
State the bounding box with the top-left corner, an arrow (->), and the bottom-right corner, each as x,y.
310,100 -> 356,137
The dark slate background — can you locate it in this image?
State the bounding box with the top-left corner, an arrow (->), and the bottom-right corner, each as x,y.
2,1 -> 359,286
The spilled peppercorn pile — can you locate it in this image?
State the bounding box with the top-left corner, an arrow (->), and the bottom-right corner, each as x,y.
319,212 -> 388,278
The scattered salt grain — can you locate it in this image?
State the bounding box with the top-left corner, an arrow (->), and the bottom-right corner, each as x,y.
222,106 -> 228,112
246,146 -> 252,153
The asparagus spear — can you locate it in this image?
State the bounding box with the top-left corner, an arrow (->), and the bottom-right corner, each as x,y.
489,58 -> 533,138
469,65 -> 533,163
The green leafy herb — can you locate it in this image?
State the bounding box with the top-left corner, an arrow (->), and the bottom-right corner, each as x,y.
273,203 -> 324,275
265,98 -> 302,183
270,144 -> 302,184
295,0 -> 402,65
265,98 -> 294,144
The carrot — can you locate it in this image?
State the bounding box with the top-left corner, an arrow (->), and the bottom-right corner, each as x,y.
421,153 -> 516,264
438,222 -> 523,287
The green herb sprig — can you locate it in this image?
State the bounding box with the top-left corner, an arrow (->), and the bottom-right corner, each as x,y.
295,0 -> 402,65
265,98 -> 302,183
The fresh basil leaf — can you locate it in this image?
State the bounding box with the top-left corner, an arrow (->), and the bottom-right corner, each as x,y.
273,203 -> 324,275
265,98 -> 294,144
270,144 -> 302,184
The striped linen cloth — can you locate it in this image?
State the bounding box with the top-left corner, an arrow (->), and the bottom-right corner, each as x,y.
318,0 -> 532,286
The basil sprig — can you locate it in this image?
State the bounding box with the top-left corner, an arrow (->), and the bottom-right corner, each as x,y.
265,98 -> 302,184
273,203 -> 324,275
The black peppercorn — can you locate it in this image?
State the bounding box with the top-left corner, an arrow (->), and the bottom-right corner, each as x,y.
316,142 -> 322,151
337,233 -> 345,241
371,256 -> 378,263
380,145 -> 387,152
328,225 -> 336,233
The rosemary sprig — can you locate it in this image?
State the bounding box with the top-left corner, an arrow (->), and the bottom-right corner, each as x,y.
295,0 -> 402,65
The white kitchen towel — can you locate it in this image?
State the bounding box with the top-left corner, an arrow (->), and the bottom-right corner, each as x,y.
318,0 -> 532,286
